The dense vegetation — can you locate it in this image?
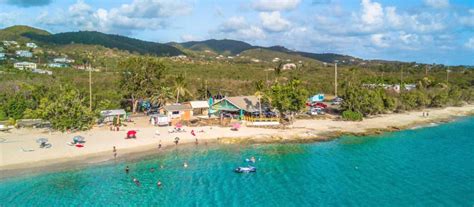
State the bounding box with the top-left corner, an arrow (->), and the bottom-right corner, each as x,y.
23,31 -> 183,56
1,25 -> 473,130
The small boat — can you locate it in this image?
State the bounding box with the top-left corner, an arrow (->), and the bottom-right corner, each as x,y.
234,166 -> 256,173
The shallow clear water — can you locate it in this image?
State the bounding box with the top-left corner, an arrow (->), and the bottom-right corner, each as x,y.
1,117 -> 474,206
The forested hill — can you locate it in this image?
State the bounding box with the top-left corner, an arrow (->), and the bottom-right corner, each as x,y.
171,39 -> 255,55
175,39 -> 360,63
22,31 -> 184,56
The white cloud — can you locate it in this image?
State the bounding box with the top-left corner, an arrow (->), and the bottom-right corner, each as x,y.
117,0 -> 191,18
371,33 -> 389,47
217,16 -> 266,40
385,7 -> 402,27
0,12 -> 19,26
423,0 -> 449,9
459,9 -> 474,27
259,11 -> 291,32
36,0 -> 192,34
253,0 -> 300,11
465,37 -> 474,50
360,0 -> 384,25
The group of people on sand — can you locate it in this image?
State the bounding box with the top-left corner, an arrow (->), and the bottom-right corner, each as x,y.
422,111 -> 430,117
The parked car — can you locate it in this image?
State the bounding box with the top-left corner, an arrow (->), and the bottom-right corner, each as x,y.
306,102 -> 327,108
331,97 -> 343,105
309,107 -> 325,115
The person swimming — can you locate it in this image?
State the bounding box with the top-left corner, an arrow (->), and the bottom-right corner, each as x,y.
183,162 -> 188,168
133,177 -> 140,186
150,167 -> 155,172
250,156 -> 256,163
125,166 -> 130,174
157,180 -> 162,187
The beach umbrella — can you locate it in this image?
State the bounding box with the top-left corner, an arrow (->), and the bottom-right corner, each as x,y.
73,136 -> 85,142
232,123 -> 241,129
36,137 -> 48,144
127,130 -> 137,136
175,123 -> 183,128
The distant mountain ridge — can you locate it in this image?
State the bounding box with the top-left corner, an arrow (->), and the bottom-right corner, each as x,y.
22,31 -> 183,56
1,25 -> 360,63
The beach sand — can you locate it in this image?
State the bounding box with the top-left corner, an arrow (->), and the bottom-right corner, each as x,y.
1,105 -> 473,173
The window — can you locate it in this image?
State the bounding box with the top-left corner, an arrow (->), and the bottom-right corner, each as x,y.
172,111 -> 180,115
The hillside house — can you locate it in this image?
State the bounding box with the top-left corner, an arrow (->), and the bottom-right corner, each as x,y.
32,69 -> 52,75
2,41 -> 18,47
48,63 -> 68,68
14,62 -> 37,70
282,63 -> 297,70
26,43 -> 38,48
0,53 -> 5,60
54,57 -> 75,63
15,50 -> 33,58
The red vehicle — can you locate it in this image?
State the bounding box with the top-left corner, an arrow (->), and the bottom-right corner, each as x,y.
306,102 -> 327,108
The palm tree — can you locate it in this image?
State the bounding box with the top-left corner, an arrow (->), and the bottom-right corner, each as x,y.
274,61 -> 283,82
151,86 -> 173,107
254,80 -> 265,118
173,74 -> 191,103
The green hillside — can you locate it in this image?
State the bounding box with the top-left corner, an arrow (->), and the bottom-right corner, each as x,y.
239,48 -> 322,65
0,25 -> 50,42
22,31 -> 184,57
176,39 -> 255,55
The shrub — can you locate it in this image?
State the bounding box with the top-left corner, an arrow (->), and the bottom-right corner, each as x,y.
342,110 -> 363,121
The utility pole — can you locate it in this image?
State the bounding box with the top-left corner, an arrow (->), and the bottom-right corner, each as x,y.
400,65 -> 404,93
89,63 -> 92,110
334,61 -> 338,97
446,67 -> 450,89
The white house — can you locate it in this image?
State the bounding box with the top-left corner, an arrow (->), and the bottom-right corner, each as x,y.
26,43 -> 38,48
14,62 -> 37,70
0,53 -> 5,60
282,63 -> 297,70
48,63 -> 67,68
15,50 -> 33,58
53,57 -> 75,63
32,69 -> 53,75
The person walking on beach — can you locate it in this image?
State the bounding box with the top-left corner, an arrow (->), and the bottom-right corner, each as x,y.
113,146 -> 117,159
174,137 -> 179,145
158,140 -> 162,149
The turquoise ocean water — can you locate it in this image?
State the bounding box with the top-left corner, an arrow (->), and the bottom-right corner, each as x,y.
1,117 -> 473,206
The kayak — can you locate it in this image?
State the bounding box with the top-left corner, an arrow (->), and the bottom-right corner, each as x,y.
234,166 -> 256,173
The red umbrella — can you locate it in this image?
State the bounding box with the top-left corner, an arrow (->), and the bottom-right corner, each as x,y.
175,123 -> 183,128
127,130 -> 137,137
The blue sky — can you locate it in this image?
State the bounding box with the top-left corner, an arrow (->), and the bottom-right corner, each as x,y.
1,0 -> 473,65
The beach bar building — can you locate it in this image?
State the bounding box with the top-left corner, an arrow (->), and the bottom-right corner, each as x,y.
162,104 -> 193,121
187,101 -> 209,117
211,96 -> 260,119
100,109 -> 127,123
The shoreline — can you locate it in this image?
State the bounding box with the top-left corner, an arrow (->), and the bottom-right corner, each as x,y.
1,105 -> 473,179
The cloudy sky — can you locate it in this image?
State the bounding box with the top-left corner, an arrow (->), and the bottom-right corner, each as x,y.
1,0 -> 473,65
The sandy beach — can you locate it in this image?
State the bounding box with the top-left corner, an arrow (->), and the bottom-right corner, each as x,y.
1,105 -> 473,173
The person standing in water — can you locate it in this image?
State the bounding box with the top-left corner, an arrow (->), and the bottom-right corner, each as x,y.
125,166 -> 130,174
133,177 -> 140,186
157,180 -> 162,187
183,162 -> 188,168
